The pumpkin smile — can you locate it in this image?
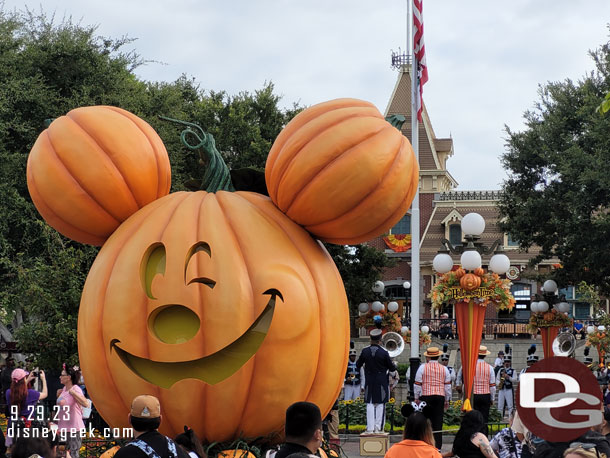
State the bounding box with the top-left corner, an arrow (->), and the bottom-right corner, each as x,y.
111,289 -> 282,389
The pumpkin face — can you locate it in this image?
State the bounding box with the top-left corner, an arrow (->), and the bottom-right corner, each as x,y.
460,273 -> 481,291
26,106 -> 171,245
265,99 -> 419,244
78,191 -> 349,442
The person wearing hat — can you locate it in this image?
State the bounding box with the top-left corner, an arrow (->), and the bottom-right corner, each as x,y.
439,346 -> 456,386
356,328 -> 397,434
414,346 -> 452,449
472,346 -> 496,426
496,356 -> 517,418
519,346 -> 538,381
494,351 -> 504,370
114,395 -> 189,458
344,349 -> 361,401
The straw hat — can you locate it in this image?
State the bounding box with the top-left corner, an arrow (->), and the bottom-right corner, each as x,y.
478,346 -> 491,356
424,347 -> 441,358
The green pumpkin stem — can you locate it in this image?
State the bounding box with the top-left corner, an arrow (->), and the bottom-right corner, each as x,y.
159,116 -> 235,192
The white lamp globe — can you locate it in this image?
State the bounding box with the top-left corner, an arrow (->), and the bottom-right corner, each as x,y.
403,281 -> 411,290
599,325 -> 606,332
371,301 -> 384,312
461,250 -> 482,270
543,280 -> 558,293
358,302 -> 370,313
537,301 -> 549,312
433,253 -> 453,273
557,302 -> 570,313
421,325 -> 430,334
530,301 -> 539,313
388,301 -> 399,312
461,213 -> 486,236
489,254 -> 510,274
372,281 -> 385,294
401,326 -> 409,335
587,326 -> 596,334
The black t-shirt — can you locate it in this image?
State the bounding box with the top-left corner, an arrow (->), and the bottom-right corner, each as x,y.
274,442 -> 315,458
114,431 -> 190,458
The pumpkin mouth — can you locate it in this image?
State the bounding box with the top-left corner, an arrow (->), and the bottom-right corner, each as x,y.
110,289 -> 283,388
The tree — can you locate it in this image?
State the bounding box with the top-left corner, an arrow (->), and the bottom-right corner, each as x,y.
324,243 -> 396,336
498,39 -> 610,294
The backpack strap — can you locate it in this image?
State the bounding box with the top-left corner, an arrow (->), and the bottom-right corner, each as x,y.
127,440 -> 162,458
127,437 -> 178,458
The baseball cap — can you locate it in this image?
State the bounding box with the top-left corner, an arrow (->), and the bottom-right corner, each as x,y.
130,395 -> 161,419
11,368 -> 28,382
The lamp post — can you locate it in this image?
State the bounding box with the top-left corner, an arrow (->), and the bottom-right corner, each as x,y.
530,279 -> 573,358
431,213 -> 510,410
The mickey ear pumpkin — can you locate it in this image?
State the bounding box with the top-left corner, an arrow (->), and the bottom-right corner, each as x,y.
26,106 -> 171,245
265,98 -> 419,245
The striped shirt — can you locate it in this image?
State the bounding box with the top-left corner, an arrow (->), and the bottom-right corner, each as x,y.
473,359 -> 496,394
414,361 -> 452,399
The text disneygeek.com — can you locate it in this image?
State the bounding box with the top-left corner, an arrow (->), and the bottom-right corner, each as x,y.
8,424 -> 134,441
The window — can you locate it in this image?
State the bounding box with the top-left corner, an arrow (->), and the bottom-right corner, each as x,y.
449,224 -> 462,246
507,233 -> 519,247
391,214 -> 411,235
511,283 -> 531,310
559,286 -> 575,300
384,285 -> 408,299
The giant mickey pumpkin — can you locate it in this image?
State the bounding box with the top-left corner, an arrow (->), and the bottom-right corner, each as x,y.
28,101 -> 411,443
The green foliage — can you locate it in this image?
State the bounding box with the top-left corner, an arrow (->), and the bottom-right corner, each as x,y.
498,38 -> 610,295
324,244 -> 396,335
397,363 -> 409,382
339,400 -> 405,428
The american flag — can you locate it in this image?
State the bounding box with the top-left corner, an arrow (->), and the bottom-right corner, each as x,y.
413,0 -> 428,121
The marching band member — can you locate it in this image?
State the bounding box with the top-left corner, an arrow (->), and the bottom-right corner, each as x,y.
414,347 -> 451,449
344,349 -> 361,400
496,355 -> 517,418
519,345 -> 538,380
440,344 -> 456,386
472,346 -> 496,425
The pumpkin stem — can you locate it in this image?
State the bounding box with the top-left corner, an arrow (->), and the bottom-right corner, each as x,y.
159,116 -> 235,192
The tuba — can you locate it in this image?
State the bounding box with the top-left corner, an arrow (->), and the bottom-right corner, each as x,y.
381,331 -> 405,358
552,331 -> 576,357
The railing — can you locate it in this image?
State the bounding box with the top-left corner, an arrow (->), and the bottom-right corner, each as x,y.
417,318 -> 593,339
436,190 -> 503,201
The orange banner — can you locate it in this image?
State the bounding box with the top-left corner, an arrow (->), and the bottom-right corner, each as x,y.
540,326 -> 559,359
382,234 -> 412,252
455,300 -> 486,410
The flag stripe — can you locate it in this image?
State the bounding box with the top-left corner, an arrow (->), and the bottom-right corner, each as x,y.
413,0 -> 428,121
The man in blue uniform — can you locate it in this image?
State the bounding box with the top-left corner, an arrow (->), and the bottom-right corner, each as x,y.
356,328 -> 396,434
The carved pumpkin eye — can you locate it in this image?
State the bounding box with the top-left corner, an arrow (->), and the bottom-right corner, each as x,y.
185,241 -> 216,289
141,243 -> 166,300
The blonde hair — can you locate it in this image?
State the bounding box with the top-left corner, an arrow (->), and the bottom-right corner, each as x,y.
564,447 -> 606,458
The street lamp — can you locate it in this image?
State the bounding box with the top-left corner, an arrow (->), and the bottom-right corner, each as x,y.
432,213 -> 510,276
430,212 -> 510,410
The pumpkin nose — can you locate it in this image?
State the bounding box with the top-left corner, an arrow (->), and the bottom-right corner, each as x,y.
149,305 -> 200,344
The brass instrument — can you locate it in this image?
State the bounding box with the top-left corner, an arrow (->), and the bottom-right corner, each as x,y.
498,368 -> 506,390
552,331 -> 576,357
381,331 -> 405,358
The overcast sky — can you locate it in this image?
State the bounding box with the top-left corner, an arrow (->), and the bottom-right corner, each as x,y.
3,0 -> 609,189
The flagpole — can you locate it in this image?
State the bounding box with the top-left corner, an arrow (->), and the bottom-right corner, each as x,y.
409,0 -> 421,400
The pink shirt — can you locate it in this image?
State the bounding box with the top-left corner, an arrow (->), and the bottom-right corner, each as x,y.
57,385 -> 85,433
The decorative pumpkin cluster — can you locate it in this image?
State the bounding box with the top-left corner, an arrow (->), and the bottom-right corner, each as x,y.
429,269 -> 515,311
355,309 -> 402,333
526,309 -> 573,334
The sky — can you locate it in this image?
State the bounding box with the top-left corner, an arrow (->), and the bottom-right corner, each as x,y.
3,0 -> 609,190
